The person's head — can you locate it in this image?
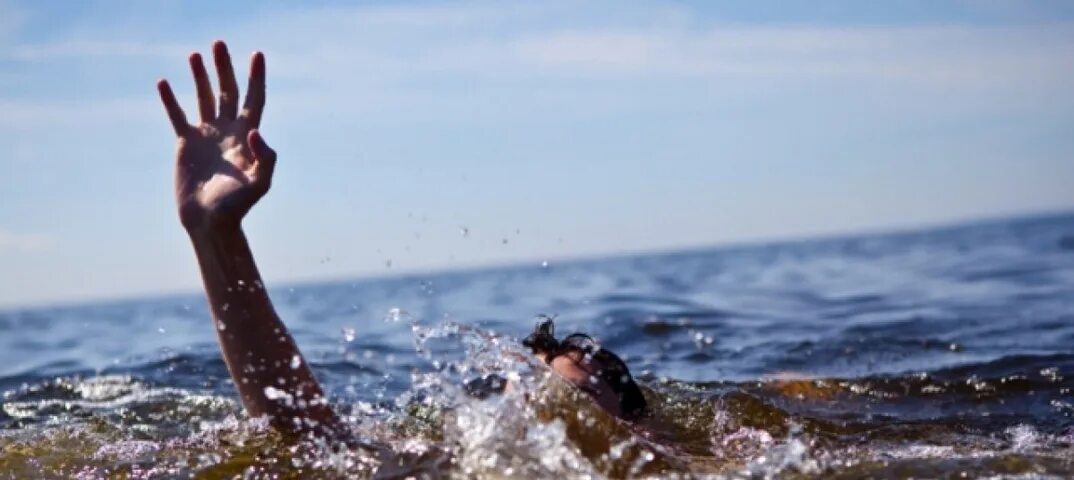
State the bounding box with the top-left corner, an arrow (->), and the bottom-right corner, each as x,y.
521,316 -> 560,358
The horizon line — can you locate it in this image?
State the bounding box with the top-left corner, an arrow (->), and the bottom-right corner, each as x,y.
2,205 -> 1070,313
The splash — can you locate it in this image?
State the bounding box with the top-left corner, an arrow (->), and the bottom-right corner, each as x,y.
2,321 -> 1073,478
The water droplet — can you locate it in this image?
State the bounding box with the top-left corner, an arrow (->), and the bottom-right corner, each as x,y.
217,320 -> 227,331
460,226 -> 470,237
290,355 -> 302,369
221,303 -> 230,312
157,327 -> 166,334
342,327 -> 356,342
263,386 -> 293,404
501,238 -> 509,245
385,307 -> 409,323
541,260 -> 549,268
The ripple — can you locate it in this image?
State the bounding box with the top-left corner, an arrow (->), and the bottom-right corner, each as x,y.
3,212 -> 1074,477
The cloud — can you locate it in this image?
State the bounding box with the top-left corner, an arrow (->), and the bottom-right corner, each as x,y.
3,3 -> 1072,99
6,3 -> 1071,85
2,41 -> 187,61
0,97 -> 156,129
2,3 -> 1072,146
231,6 -> 1074,98
0,230 -> 54,253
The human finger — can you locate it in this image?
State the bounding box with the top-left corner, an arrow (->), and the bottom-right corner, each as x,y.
213,41 -> 239,120
156,79 -> 190,136
248,129 -> 277,187
189,52 -> 216,124
240,51 -> 266,128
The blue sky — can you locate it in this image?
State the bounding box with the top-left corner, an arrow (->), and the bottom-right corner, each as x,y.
1,0 -> 1073,307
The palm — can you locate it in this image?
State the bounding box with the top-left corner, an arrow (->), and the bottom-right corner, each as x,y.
176,123 -> 261,228
158,41 -> 275,230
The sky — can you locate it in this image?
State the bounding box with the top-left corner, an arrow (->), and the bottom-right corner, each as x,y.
1,0 -> 1073,308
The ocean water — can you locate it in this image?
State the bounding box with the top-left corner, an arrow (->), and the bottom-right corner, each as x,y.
2,212 -> 1074,478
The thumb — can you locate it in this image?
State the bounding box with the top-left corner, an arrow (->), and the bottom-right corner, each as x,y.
247,129 -> 277,183
248,129 -> 276,163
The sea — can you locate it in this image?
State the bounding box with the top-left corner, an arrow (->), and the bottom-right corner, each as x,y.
2,212 -> 1073,478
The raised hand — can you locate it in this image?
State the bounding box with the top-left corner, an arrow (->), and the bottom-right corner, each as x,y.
157,41 -> 275,232
155,42 -> 339,438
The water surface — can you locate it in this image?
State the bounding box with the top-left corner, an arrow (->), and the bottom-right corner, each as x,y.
2,213 -> 1074,478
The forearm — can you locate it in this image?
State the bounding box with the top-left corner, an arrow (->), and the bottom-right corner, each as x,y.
188,224 -> 338,435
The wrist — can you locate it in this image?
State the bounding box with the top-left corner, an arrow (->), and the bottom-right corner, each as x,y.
185,218 -> 243,244
181,203 -> 245,236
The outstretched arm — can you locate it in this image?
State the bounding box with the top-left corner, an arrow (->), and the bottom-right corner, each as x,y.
157,41 -> 338,436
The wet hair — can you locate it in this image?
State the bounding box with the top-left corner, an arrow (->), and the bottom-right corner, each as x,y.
521,316 -> 560,355
522,316 -> 647,420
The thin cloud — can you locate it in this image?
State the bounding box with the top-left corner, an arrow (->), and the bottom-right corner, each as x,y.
507,24 -> 1074,86
236,7 -> 1074,94
2,41 -> 188,61
3,4 -> 1072,93
2,5 -> 1072,138
0,97 -> 157,129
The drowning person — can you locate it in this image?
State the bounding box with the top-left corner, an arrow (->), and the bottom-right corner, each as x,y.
155,41 -> 647,441
521,317 -> 647,420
